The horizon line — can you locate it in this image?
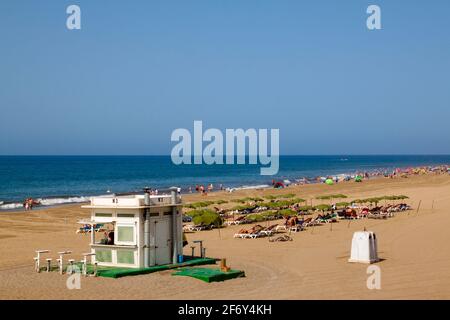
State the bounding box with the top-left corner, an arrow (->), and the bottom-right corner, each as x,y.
1,154 -> 450,157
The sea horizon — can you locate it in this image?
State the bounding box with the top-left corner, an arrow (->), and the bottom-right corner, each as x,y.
2,154 -> 450,156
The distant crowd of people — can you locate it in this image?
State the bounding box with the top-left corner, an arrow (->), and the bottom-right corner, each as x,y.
194,184 -> 215,196
170,165 -> 450,196
291,165 -> 450,187
180,183 -> 226,196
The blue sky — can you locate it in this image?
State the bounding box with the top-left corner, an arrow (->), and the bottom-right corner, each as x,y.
1,0 -> 449,155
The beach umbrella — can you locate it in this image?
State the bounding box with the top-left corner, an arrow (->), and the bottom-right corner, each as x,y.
336,202 -> 350,208
293,198 -> 306,205
298,205 -> 313,212
316,195 -> 332,200
314,204 -> 332,212
325,179 -> 334,185
273,181 -> 285,189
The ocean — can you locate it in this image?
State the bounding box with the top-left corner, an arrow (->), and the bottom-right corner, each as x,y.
0,155 -> 449,210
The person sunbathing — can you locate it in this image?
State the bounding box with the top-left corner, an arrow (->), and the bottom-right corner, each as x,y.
252,225 -> 264,232
345,208 -> 355,217
238,228 -> 249,234
286,217 -> 298,227
359,208 -> 369,216
265,224 -> 278,231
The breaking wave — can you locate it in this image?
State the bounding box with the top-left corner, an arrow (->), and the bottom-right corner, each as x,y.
0,196 -> 90,211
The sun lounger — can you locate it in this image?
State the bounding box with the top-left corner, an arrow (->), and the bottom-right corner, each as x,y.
183,224 -> 195,231
193,225 -> 209,231
303,218 -> 321,227
258,229 -> 275,236
233,233 -> 248,239
246,232 -> 262,239
275,225 -> 287,232
233,232 -> 261,239
318,214 -> 337,223
234,225 -> 267,239
289,225 -> 303,232
183,224 -> 210,232
368,212 -> 387,219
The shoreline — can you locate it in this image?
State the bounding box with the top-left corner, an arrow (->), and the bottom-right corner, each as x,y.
3,167 -> 447,215
1,163 -> 448,212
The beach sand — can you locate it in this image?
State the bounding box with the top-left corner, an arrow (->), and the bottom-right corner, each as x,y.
1,173 -> 450,299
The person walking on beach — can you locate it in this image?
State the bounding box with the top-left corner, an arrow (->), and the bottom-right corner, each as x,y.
23,199 -> 29,210
23,198 -> 34,211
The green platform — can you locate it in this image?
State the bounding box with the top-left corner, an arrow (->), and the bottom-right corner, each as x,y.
172,267 -> 245,283
90,256 -> 218,279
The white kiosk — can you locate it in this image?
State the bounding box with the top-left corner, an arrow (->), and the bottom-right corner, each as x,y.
348,231 -> 379,264
81,187 -> 183,268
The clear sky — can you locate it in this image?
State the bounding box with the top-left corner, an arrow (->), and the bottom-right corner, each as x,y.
1,0 -> 449,155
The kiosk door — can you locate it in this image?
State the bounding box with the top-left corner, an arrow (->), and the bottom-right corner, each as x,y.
154,218 -> 171,265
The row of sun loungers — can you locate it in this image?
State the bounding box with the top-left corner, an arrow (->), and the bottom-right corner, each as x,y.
335,203 -> 411,220
367,204 -> 411,219
224,214 -> 278,226
185,203 -> 412,237
232,204 -> 412,240
233,221 -> 309,239
233,218 -> 324,239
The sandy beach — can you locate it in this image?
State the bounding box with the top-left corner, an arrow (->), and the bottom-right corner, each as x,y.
1,173 -> 450,300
